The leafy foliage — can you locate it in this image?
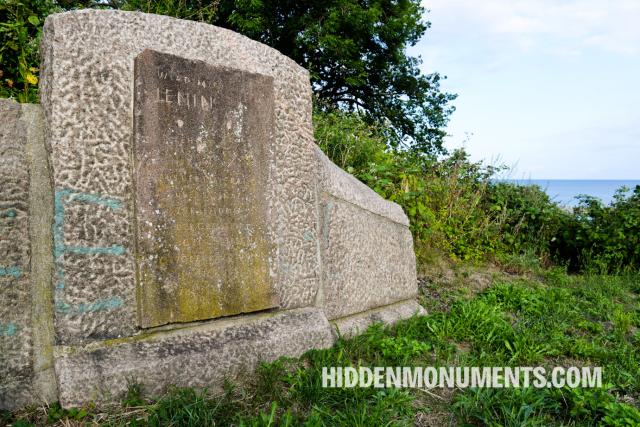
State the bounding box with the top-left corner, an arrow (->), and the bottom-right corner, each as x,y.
218,0 -> 456,152
119,0 -> 218,22
0,0 -> 58,102
553,187 -> 640,273
0,0 -> 455,154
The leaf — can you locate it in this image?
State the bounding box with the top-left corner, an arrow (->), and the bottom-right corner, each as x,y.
28,15 -> 40,26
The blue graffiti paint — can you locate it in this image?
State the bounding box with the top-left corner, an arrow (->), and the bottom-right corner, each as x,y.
65,245 -> 126,256
55,296 -> 124,315
1,209 -> 16,218
53,189 -> 126,260
0,266 -> 22,278
0,322 -> 18,337
53,188 -> 127,314
53,190 -> 67,259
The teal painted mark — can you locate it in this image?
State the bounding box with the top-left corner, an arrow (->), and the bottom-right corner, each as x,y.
54,188 -> 127,314
0,266 -> 22,278
0,208 -> 16,218
0,322 -> 18,337
53,189 -> 125,259
65,245 -> 126,256
55,296 -> 124,315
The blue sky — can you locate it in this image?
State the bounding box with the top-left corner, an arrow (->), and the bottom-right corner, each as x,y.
409,0 -> 640,179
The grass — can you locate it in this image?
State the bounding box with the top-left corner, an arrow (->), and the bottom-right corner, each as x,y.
3,267 -> 639,426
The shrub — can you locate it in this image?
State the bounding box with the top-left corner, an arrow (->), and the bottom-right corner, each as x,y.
0,0 -> 58,102
314,109 -> 638,272
552,186 -> 640,273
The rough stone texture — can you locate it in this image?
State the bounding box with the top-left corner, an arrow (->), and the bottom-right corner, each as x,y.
0,10 -> 426,409
54,307 -> 334,406
315,147 -> 418,320
134,50 -> 278,327
0,100 -> 56,410
40,10 -> 320,344
0,100 -> 32,409
25,102 -> 58,408
316,149 -> 409,226
331,299 -> 426,338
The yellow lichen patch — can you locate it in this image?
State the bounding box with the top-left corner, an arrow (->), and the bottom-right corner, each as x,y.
137,140 -> 276,328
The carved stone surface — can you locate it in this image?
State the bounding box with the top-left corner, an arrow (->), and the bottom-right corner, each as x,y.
134,50 -> 277,327
40,10 -> 319,344
0,9 -> 425,409
0,100 -> 32,410
0,100 -> 56,410
315,147 -> 418,320
54,307 -> 334,406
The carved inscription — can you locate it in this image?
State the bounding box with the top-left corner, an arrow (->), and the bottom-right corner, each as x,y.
134,50 -> 277,328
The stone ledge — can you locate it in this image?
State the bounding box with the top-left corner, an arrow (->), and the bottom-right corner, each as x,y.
318,193 -> 418,319
0,99 -> 57,411
315,146 -> 409,226
330,299 -> 426,338
53,307 -> 335,406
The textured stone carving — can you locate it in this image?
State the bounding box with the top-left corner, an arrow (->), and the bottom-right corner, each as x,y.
0,100 -> 56,410
0,9 -> 422,409
315,147 -> 418,320
40,9 -> 319,344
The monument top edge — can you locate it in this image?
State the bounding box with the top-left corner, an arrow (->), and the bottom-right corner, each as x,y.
137,48 -> 276,82
43,9 -> 308,78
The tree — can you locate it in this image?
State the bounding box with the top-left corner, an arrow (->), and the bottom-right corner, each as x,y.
1,0 -> 455,153
215,0 -> 456,154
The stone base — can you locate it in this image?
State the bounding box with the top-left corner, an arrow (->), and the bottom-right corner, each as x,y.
54,308 -> 334,407
330,299 -> 426,338
53,301 -> 426,406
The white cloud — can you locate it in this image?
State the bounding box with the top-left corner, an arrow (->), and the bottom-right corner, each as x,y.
423,0 -> 640,56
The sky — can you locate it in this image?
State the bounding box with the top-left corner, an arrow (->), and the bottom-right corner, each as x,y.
409,0 -> 640,179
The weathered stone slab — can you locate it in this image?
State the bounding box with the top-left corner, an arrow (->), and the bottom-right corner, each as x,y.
331,299 -> 426,338
0,9 -> 426,410
315,147 -> 418,320
134,50 -> 278,327
0,100 -> 32,410
40,9 -> 320,344
315,148 -> 409,226
54,307 -> 334,406
0,99 -> 56,410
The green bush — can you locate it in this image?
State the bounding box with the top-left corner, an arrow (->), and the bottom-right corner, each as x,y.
0,0 -> 58,102
484,181 -> 566,259
553,187 -> 640,273
314,109 -> 638,272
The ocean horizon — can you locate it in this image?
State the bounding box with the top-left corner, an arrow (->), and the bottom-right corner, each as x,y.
497,179 -> 640,207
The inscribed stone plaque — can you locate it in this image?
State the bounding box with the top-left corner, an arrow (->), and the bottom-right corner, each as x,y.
134,49 -> 277,328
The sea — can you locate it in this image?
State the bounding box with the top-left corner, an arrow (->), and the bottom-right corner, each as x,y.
498,180 -> 640,207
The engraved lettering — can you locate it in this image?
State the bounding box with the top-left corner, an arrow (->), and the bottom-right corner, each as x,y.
134,50 -> 276,328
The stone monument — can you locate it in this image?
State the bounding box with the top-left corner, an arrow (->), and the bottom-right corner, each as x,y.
0,10 -> 421,409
